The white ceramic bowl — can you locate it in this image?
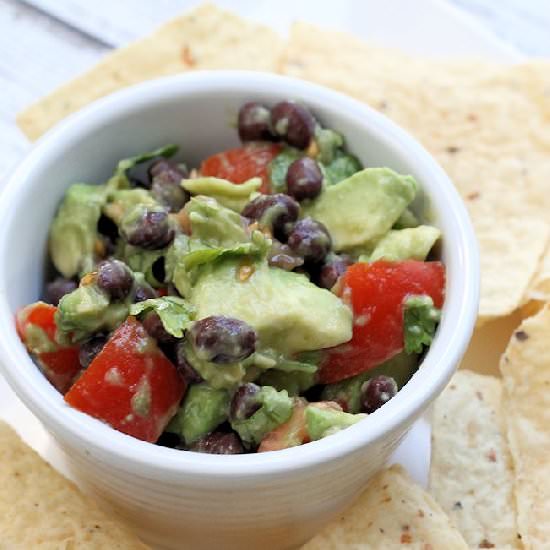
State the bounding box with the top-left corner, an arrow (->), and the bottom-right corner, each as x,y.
0,72 -> 478,550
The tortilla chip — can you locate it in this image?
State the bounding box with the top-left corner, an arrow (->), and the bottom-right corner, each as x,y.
430,370 -> 519,548
0,421 -> 148,548
522,245 -> 550,314
302,464 -> 468,549
17,3 -> 284,141
280,22 -> 550,321
500,306 -> 550,549
476,217 -> 548,321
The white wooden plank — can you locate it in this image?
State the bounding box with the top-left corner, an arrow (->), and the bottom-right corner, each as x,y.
0,0 -> 107,178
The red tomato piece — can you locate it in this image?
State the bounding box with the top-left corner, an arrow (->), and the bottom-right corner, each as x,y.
65,317 -> 186,442
200,143 -> 282,194
318,261 -> 445,384
16,302 -> 81,393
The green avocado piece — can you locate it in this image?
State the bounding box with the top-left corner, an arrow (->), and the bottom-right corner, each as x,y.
303,168 -> 417,250
257,369 -> 317,396
320,352 -> 419,413
231,386 -> 293,447
364,225 -> 441,263
55,284 -> 128,343
190,260 -> 352,356
172,384 -> 230,444
103,189 -> 157,225
185,196 -> 250,247
393,208 -> 420,229
106,145 -> 178,190
181,340 -> 246,389
315,127 -> 344,165
181,177 -> 261,212
49,184 -> 107,278
305,404 -> 366,441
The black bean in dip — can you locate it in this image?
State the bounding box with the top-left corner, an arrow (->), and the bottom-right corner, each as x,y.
360,375 -> 398,413
241,193 -> 299,240
287,217 -> 332,264
230,383 -> 262,421
238,102 -> 274,142
189,316 -> 257,364
44,277 -> 77,306
97,259 -> 133,301
79,334 -> 108,369
122,208 -> 175,250
286,157 -> 323,201
271,101 -> 316,149
190,432 -> 244,455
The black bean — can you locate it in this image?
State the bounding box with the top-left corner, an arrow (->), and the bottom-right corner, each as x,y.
44,277 -> 77,306
189,316 -> 256,364
133,284 -> 157,303
142,311 -> 176,344
156,431 -> 181,448
97,214 -> 119,241
150,159 -> 189,213
125,156 -> 164,189
150,158 -> 188,181
238,102 -> 274,142
123,209 -> 175,250
316,254 -> 351,289
230,383 -> 261,421
241,193 -> 299,240
267,240 -> 304,271
175,342 -> 204,384
97,259 -> 133,301
271,101 -> 315,149
360,375 -> 398,413
287,217 -> 332,263
190,432 -> 244,454
286,157 -> 323,201
79,334 -> 107,369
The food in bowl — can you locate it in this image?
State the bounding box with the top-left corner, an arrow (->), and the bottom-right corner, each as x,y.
16,99 -> 445,454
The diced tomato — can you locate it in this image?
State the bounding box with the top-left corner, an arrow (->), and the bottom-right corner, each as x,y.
16,302 -> 81,393
318,261 -> 445,384
65,317 -> 186,442
200,143 -> 282,194
258,399 -> 309,452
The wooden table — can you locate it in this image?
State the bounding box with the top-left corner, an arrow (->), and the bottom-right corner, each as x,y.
2,0 -> 549,180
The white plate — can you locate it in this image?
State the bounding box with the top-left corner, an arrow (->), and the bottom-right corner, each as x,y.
0,0 -> 519,489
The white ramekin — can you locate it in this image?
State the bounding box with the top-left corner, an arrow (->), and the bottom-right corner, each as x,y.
0,72 -> 478,550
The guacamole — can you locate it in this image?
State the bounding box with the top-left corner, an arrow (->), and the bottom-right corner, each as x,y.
17,99 -> 446,454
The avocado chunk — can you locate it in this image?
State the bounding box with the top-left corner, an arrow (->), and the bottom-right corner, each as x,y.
365,225 -> 441,263
393,208 -> 419,229
171,384 -> 231,444
321,352 -> 418,413
55,284 -> 128,343
180,340 -> 246,389
305,403 -> 366,441
257,369 -> 317,397
303,168 -> 417,250
49,184 -> 107,278
119,242 -> 166,287
103,189 -> 157,225
190,260 -> 352,356
231,386 -> 293,447
181,177 -> 261,212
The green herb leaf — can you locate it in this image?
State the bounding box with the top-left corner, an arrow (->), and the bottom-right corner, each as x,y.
129,296 -> 195,338
403,294 -> 441,354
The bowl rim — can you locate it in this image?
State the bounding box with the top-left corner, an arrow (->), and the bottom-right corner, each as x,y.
0,71 -> 479,481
